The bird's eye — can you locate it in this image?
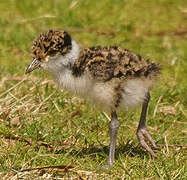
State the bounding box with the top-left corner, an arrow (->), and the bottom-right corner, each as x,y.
48,50 -> 57,56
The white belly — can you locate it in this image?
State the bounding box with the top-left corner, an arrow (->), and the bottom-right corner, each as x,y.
57,70 -> 150,112
90,78 -> 150,112
120,79 -> 150,108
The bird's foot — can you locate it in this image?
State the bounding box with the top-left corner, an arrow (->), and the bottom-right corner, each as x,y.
102,164 -> 112,170
137,127 -> 158,157
102,161 -> 113,169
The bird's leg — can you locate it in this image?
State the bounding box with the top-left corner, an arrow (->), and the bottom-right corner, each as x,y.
137,92 -> 157,157
103,111 -> 119,168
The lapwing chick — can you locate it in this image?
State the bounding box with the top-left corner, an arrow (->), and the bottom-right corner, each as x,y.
26,29 -> 160,168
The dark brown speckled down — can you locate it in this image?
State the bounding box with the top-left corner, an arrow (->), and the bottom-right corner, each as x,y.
31,29 -> 160,82
73,46 -> 160,81
32,29 -> 72,61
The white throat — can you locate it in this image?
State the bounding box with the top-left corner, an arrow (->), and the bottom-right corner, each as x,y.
43,40 -> 80,74
63,40 -> 80,66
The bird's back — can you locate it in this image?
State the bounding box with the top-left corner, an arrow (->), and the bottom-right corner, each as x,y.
72,46 -> 160,82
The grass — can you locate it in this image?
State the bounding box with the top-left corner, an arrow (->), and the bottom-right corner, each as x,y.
0,0 -> 186,179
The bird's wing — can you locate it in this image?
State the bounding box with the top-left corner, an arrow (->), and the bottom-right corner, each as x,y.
73,46 -> 159,81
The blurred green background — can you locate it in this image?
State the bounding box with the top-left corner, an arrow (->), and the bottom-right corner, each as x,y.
0,0 -> 186,179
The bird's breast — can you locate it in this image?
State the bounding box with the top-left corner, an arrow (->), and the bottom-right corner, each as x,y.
57,70 -> 92,96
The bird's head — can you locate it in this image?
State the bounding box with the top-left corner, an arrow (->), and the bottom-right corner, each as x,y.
26,29 -> 72,74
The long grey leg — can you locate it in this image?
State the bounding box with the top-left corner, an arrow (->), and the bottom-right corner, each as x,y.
137,92 -> 157,157
103,111 -> 119,168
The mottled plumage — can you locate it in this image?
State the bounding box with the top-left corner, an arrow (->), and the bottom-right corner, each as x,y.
73,46 -> 160,81
26,29 -> 160,168
32,29 -> 72,61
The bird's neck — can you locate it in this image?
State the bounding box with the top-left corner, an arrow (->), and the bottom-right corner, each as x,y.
45,40 -> 80,75
46,40 -> 91,95
63,40 -> 80,67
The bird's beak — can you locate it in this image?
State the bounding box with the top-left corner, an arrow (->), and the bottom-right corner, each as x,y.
25,58 -> 41,74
